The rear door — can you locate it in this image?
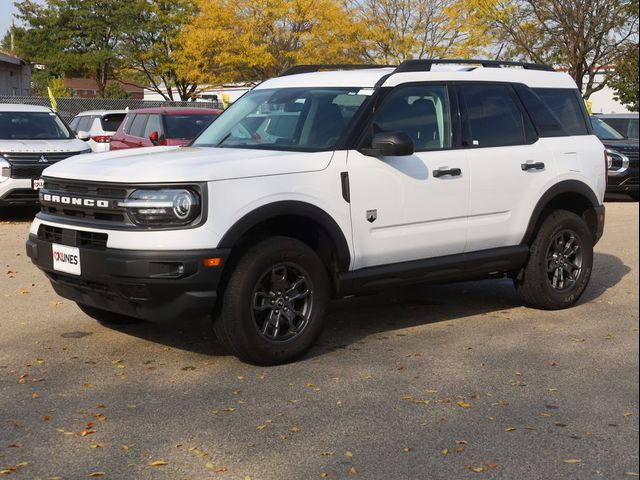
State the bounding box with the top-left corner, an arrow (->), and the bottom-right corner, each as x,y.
458,83 -> 557,252
348,83 -> 469,269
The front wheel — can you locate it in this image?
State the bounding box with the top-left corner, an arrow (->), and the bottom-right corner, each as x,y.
214,236 -> 330,365
514,210 -> 594,310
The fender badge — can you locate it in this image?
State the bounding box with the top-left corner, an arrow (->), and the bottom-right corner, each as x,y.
366,209 -> 377,223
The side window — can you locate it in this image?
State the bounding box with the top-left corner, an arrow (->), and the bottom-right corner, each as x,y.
460,84 -> 536,148
69,117 -> 80,130
128,114 -> 148,137
143,114 -> 163,138
122,114 -> 134,134
513,84 -> 568,137
533,88 -> 589,136
372,85 -> 452,151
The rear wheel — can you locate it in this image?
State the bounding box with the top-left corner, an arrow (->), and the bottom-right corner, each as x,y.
214,236 -> 330,365
515,210 -> 593,310
76,303 -> 143,325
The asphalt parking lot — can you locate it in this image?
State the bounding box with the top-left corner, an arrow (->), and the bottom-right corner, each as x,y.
0,200 -> 638,480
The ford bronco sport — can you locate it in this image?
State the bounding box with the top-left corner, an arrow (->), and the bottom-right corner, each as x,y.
26,60 -> 606,365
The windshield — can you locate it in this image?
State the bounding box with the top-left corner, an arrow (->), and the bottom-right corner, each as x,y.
193,88 -> 371,151
601,117 -> 639,140
591,117 -> 625,141
0,111 -> 74,140
165,114 -> 218,139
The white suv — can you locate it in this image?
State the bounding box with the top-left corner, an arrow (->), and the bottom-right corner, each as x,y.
26,60 -> 607,365
1,104 -> 91,207
68,110 -> 127,152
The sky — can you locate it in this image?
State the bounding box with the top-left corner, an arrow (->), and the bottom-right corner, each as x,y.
0,0 -> 19,43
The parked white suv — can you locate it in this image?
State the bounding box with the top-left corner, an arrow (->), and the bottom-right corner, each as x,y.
68,110 -> 127,152
26,60 -> 607,365
1,104 -> 91,207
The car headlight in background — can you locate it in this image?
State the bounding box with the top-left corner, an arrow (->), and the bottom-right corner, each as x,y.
605,148 -> 629,176
0,158 -> 10,183
118,188 -> 201,226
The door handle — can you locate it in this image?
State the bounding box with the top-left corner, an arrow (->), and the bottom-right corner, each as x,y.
433,167 -> 462,178
521,162 -> 545,171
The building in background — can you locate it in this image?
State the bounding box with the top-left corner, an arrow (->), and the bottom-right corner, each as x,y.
0,51 -> 31,96
64,78 -> 144,99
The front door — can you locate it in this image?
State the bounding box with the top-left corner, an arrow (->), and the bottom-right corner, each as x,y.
347,84 -> 469,270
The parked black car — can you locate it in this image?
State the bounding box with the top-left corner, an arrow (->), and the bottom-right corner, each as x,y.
591,116 -> 639,200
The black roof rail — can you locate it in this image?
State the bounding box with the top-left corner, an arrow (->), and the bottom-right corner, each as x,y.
394,59 -> 555,73
279,64 -> 395,77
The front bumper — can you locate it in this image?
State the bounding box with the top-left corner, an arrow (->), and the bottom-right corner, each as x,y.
0,178 -> 40,206
26,232 -> 230,323
607,165 -> 639,195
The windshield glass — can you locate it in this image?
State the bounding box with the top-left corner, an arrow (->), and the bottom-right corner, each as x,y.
591,117 -> 625,141
165,114 -> 218,139
193,88 -> 371,151
0,111 -> 74,140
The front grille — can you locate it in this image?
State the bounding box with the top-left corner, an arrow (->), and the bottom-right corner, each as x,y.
39,178 -> 130,226
614,146 -> 639,163
10,164 -> 47,179
2,152 -> 77,163
3,189 -> 40,201
38,224 -> 108,250
2,151 -> 83,179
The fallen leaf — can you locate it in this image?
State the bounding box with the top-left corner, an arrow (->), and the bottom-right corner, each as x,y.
350,466 -> 358,476
214,466 -> 227,473
456,401 -> 473,409
83,383 -> 96,389
473,467 -> 485,473
148,460 -> 168,467
290,426 -> 301,433
403,447 -> 412,452
505,427 -> 516,432
563,459 -> 581,464
88,473 -> 106,477
345,451 -> 353,457
441,448 -> 449,456
623,412 -> 633,417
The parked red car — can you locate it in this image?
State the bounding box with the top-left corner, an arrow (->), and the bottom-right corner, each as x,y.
110,107 -> 222,150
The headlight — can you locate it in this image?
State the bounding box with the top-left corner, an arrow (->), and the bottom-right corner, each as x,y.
118,188 -> 201,226
605,148 -> 629,176
0,158 -> 10,183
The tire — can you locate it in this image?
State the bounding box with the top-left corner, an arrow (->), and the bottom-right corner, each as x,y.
77,303 -> 143,325
514,210 -> 593,310
214,236 -> 330,365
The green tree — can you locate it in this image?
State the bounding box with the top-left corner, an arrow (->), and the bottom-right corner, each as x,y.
15,0 -> 139,97
48,77 -> 71,97
119,0 -> 199,101
610,43 -> 639,111
479,0 -> 639,99
104,82 -> 131,99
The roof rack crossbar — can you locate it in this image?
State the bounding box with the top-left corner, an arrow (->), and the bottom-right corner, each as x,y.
394,59 -> 554,73
279,64 -> 394,77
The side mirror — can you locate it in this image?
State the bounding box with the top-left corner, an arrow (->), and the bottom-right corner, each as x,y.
149,130 -> 159,145
76,130 -> 91,141
360,131 -> 414,157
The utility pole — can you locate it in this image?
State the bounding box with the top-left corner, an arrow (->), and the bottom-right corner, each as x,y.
10,19 -> 16,54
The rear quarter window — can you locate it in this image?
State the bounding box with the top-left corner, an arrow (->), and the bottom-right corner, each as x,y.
533,88 -> 590,136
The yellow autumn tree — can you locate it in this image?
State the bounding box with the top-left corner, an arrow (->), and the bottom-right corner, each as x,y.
177,0 -> 369,84
351,0 -> 496,63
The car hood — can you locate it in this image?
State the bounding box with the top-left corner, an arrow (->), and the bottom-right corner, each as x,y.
42,146 -> 334,183
0,138 -> 89,153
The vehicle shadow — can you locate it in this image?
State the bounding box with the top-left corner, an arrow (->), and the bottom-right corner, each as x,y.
106,251 -> 629,359
0,206 -> 39,222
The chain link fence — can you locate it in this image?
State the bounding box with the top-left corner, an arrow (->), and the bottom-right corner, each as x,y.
0,96 -> 223,121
